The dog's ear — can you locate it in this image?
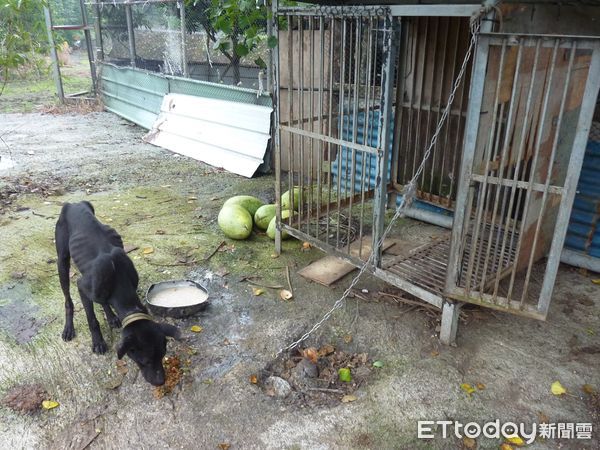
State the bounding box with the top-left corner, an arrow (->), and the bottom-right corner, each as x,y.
158,323 -> 181,340
117,335 -> 134,359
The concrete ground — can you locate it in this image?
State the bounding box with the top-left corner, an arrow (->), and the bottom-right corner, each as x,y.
0,111 -> 598,450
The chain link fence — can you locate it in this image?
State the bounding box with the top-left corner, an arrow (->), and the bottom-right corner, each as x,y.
95,0 -> 268,90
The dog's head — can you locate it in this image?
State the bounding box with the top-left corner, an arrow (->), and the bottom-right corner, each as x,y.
117,320 -> 181,386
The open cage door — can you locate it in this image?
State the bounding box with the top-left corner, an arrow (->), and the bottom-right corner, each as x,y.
445,33 -> 600,319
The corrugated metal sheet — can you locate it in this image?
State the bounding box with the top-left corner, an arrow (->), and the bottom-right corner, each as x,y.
332,110 -> 452,217
565,122 -> 600,262
143,94 -> 272,178
99,63 -> 272,130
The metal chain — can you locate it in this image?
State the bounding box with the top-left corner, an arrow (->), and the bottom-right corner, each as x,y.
275,12 -> 484,358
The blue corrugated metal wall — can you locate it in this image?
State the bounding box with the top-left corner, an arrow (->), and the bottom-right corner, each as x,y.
333,112 -> 600,262
332,110 -> 452,217
565,126 -> 600,258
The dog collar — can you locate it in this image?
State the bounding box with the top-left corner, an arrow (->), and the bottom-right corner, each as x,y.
121,312 -> 153,328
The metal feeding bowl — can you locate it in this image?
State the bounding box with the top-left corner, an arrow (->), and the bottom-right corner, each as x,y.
145,279 -> 209,318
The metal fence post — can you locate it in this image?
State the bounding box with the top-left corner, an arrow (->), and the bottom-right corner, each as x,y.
125,4 -> 136,67
43,6 -> 65,103
373,15 -> 399,268
79,0 -> 98,94
179,0 -> 189,78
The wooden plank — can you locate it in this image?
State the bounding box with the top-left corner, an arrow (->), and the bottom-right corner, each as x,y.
298,237 -> 394,286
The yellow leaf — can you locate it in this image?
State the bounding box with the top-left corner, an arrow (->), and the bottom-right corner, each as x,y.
591,278 -> 600,285
190,325 -> 203,333
506,436 -> 525,446
500,445 -> 514,450
341,395 -> 357,403
252,287 -> 265,296
460,383 -> 476,396
279,289 -> 293,301
476,382 -> 486,390
142,247 -> 154,255
463,436 -> 476,449
42,400 -> 59,410
551,381 -> 567,396
249,374 -> 258,384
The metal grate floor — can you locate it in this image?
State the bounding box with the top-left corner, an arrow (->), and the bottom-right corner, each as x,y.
384,223 -> 519,298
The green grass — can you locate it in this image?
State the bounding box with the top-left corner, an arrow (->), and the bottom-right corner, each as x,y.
0,55 -> 92,113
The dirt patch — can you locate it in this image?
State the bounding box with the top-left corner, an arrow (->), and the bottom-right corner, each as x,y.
1,383 -> 47,414
0,283 -> 48,344
261,344 -> 374,408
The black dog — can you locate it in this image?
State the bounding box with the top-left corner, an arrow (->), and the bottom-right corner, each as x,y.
55,201 -> 180,386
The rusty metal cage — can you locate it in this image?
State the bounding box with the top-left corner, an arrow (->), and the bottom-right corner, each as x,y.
272,2 -> 600,343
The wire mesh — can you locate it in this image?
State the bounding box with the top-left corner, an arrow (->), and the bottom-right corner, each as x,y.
95,0 -> 268,88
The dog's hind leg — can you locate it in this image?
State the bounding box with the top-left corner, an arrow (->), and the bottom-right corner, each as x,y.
55,216 -> 76,341
102,305 -> 121,329
77,278 -> 108,354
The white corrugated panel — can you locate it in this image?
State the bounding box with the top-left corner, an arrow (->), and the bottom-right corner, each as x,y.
144,94 -> 272,177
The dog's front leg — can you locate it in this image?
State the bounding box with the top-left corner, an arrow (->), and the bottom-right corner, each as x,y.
77,279 -> 108,354
102,305 -> 121,329
55,229 -> 75,341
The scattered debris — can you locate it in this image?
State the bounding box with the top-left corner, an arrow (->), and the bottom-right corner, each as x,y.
1,383 -> 47,414
153,355 -> 184,399
262,345 -> 372,407
264,376 -> 292,398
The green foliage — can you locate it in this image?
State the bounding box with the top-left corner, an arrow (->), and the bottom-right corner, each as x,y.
186,0 -> 293,83
0,0 -> 49,94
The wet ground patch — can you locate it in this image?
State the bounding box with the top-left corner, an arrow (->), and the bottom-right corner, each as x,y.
0,283 -> 48,344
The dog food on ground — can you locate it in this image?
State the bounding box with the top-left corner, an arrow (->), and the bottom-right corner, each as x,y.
148,286 -> 208,308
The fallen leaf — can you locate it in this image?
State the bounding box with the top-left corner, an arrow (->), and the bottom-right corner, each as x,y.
343,334 -> 353,344
460,383 -> 476,396
249,375 -> 258,384
582,384 -> 597,395
463,436 -> 476,449
252,287 -> 265,296
551,381 -> 566,396
499,445 -> 514,450
341,395 -> 357,403
302,348 -> 318,363
430,350 -> 440,357
372,360 -> 384,368
190,325 -> 203,333
586,328 -> 596,336
318,344 -> 335,357
505,435 -> 524,446
302,242 -> 311,251
123,244 -> 138,254
591,279 -> 600,285
42,400 -> 59,410
270,253 -> 279,259
116,360 -> 128,376
279,289 -> 293,301
218,444 -> 230,450
338,368 -> 352,382
476,382 -> 486,390
142,247 -> 154,255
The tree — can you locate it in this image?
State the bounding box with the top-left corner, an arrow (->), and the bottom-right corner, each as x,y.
0,0 -> 49,95
185,0 -> 279,85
